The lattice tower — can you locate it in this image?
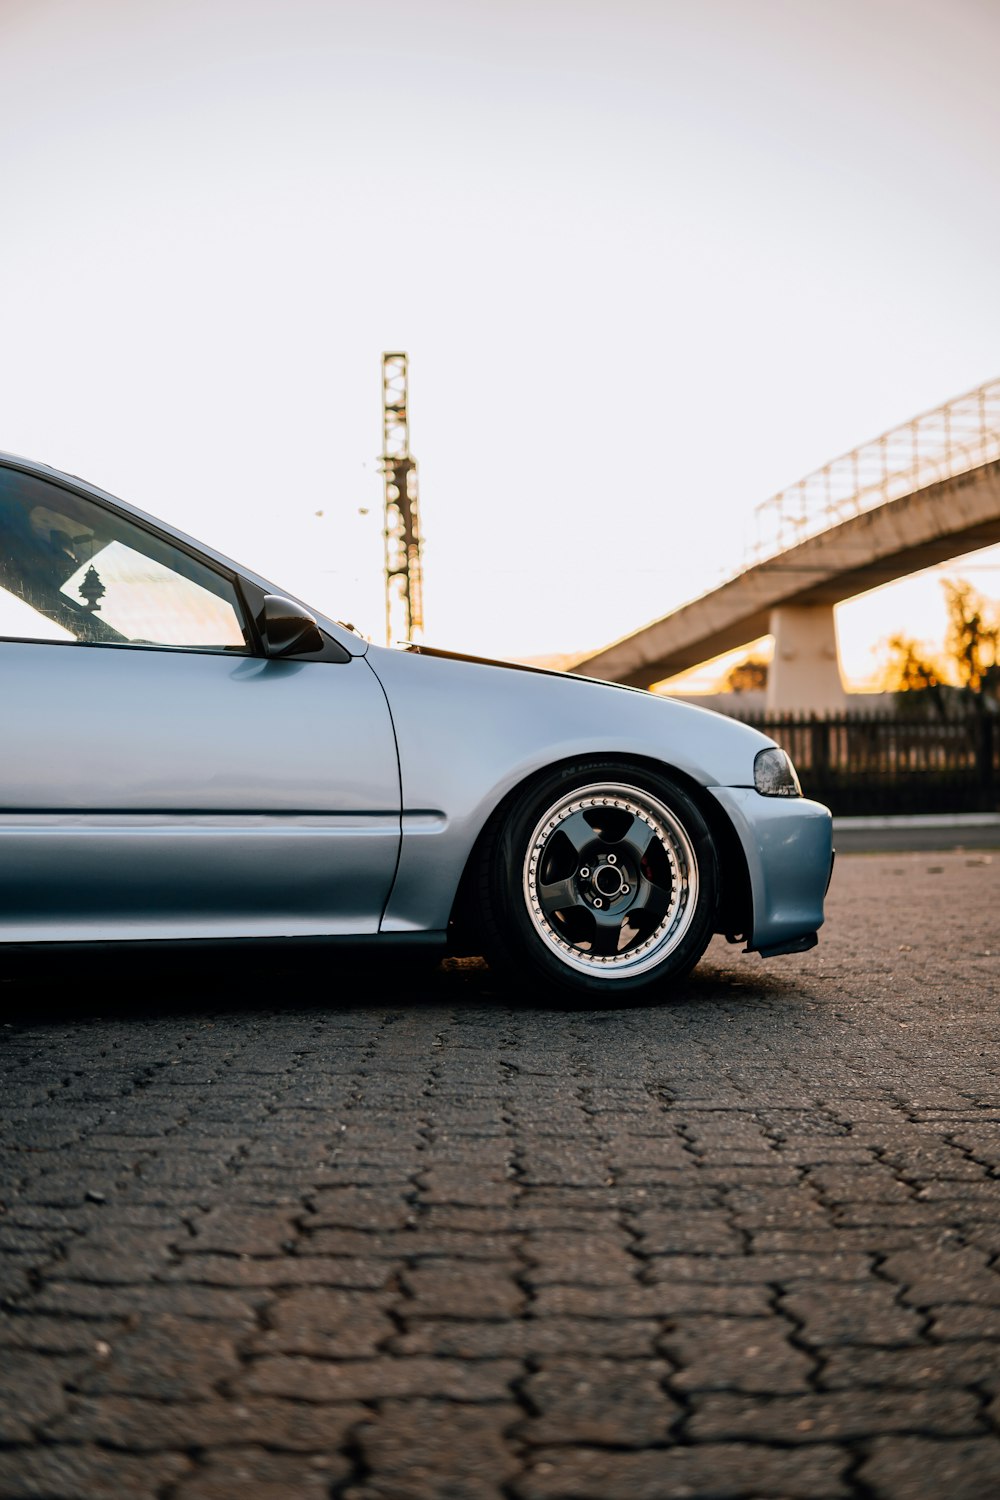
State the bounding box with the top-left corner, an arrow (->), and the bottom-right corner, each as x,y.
381,352 -> 424,645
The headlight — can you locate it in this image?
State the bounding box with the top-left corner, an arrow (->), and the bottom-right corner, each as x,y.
754,746 -> 802,797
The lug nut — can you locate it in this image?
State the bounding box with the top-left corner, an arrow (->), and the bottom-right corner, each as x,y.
622,884 -> 630,895
607,853 -> 617,865
593,897 -> 603,908
580,867 -> 590,878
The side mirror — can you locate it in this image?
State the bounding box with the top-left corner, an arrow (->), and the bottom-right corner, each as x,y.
257,594 -> 325,658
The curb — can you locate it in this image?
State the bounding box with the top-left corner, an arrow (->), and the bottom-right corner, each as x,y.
834,813 -> 1000,831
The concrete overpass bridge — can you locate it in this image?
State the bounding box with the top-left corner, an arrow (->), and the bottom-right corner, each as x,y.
571,377 -> 1000,710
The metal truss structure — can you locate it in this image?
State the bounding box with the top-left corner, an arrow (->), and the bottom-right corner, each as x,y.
749,376 -> 1000,566
381,352 -> 424,647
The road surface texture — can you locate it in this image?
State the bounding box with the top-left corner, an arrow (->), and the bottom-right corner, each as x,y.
1,849 -> 999,1500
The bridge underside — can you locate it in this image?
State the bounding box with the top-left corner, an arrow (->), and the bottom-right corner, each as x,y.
571,460 -> 1000,708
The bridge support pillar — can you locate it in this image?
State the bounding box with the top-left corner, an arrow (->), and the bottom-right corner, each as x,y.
767,603 -> 846,713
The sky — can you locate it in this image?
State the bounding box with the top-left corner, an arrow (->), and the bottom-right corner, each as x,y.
2,0 -> 999,687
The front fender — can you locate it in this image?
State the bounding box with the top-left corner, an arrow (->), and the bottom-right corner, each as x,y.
366,646 -> 774,934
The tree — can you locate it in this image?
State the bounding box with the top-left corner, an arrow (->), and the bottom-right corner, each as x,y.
881,634 -> 944,716
882,635 -> 942,694
942,580 -> 1000,703
880,580 -> 999,714
725,656 -> 768,693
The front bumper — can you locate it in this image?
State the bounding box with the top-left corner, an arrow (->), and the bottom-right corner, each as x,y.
708,787 -> 833,956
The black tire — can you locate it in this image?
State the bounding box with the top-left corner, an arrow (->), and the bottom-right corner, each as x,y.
475,760 -> 718,1000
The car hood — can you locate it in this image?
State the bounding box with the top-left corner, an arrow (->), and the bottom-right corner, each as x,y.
401,641 -> 644,691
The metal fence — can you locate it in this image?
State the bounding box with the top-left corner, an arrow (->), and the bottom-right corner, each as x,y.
732,709 -> 999,815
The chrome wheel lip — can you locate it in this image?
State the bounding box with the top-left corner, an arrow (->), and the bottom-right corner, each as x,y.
522,781 -> 699,979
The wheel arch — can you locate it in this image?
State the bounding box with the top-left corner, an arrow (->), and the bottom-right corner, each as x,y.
446,750 -> 753,952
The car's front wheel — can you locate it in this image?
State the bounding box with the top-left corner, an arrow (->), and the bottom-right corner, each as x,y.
476,762 -> 718,999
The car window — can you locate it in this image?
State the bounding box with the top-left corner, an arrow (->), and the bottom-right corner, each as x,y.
0,468 -> 249,652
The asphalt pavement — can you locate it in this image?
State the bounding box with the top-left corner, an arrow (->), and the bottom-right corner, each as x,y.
1,847 -> 999,1500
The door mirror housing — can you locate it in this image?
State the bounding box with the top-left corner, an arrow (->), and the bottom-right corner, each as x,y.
257,594 -> 325,658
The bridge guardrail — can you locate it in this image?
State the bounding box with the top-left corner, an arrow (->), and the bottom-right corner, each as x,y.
746,377 -> 1000,568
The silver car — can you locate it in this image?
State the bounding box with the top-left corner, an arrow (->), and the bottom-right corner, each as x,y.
0,454 -> 833,999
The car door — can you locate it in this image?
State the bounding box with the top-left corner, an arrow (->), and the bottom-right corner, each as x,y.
0,464 -> 401,942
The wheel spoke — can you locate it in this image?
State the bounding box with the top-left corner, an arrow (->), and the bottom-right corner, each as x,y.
538,874 -> 582,915
590,907 -> 625,957
616,813 -> 656,868
635,875 -> 674,926
556,810 -> 595,859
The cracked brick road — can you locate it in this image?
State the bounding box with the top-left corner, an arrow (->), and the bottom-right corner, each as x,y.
1,849 -> 999,1500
